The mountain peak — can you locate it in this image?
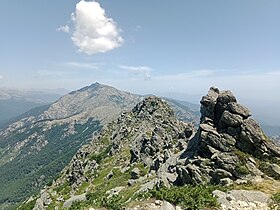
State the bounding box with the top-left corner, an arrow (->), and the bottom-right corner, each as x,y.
70,82 -> 104,94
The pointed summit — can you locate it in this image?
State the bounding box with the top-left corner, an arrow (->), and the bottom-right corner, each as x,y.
132,96 -> 174,119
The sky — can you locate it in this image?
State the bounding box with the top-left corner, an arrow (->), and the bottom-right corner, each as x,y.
0,0 -> 280,125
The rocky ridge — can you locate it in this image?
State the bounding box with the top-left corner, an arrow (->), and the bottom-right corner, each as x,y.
28,96 -> 194,209
0,83 -> 199,208
26,87 -> 280,210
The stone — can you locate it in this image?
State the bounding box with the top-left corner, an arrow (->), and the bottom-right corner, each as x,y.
229,190 -> 270,203
267,163 -> 280,180
227,102 -> 251,118
106,171 -> 113,180
200,87 -> 220,121
138,180 -> 156,192
128,179 -> 137,186
158,172 -> 177,185
212,168 -> 233,183
241,118 -> 266,143
217,90 -> 237,104
131,168 -> 141,179
235,179 -> 248,185
220,110 -> 243,127
226,194 -> 235,201
238,200 -> 249,207
246,161 -> 263,176
161,201 -> 175,210
106,186 -> 125,198
63,194 -> 86,209
220,178 -> 233,186
33,198 -> 44,210
214,189 -> 270,210
155,200 -> 162,205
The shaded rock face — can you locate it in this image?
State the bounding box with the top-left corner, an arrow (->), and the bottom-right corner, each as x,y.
177,87 -> 280,185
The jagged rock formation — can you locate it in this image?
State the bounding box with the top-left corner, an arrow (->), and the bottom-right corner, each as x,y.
176,87 -> 280,186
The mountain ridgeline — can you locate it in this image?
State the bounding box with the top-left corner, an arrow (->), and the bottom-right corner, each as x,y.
0,88 -> 62,129
0,83 -> 199,209
21,87 -> 280,210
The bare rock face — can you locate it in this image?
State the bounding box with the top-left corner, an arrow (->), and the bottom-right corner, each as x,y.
177,87 -> 280,186
213,189 -> 270,210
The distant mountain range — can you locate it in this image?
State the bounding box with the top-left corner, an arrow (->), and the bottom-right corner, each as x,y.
0,88 -> 62,129
0,83 -> 199,209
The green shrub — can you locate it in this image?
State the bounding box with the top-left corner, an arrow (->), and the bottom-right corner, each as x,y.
270,192 -> 280,209
86,192 -> 123,210
89,144 -> 112,164
272,192 -> 280,203
235,164 -> 249,175
139,184 -> 221,210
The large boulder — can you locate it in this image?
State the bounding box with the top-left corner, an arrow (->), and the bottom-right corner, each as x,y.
178,87 -> 280,185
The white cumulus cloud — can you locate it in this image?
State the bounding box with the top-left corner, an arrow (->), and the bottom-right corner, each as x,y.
0,75 -> 3,79
59,0 -> 123,55
119,65 -> 152,80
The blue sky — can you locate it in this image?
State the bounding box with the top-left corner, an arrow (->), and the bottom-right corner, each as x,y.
0,0 -> 280,124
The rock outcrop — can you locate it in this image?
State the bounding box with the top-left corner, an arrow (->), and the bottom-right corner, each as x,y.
213,189 -> 271,210
176,87 -> 280,186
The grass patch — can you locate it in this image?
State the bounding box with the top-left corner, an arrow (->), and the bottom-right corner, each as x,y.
17,199 -> 36,210
134,162 -> 149,176
231,179 -> 280,194
77,182 -> 90,194
270,192 -> 280,209
89,144 -> 112,164
235,163 -> 250,175
54,181 -> 71,199
137,184 -> 222,210
234,150 -> 250,163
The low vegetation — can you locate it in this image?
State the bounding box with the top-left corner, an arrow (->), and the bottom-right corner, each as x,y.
137,185 -> 222,210
0,119 -> 101,205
